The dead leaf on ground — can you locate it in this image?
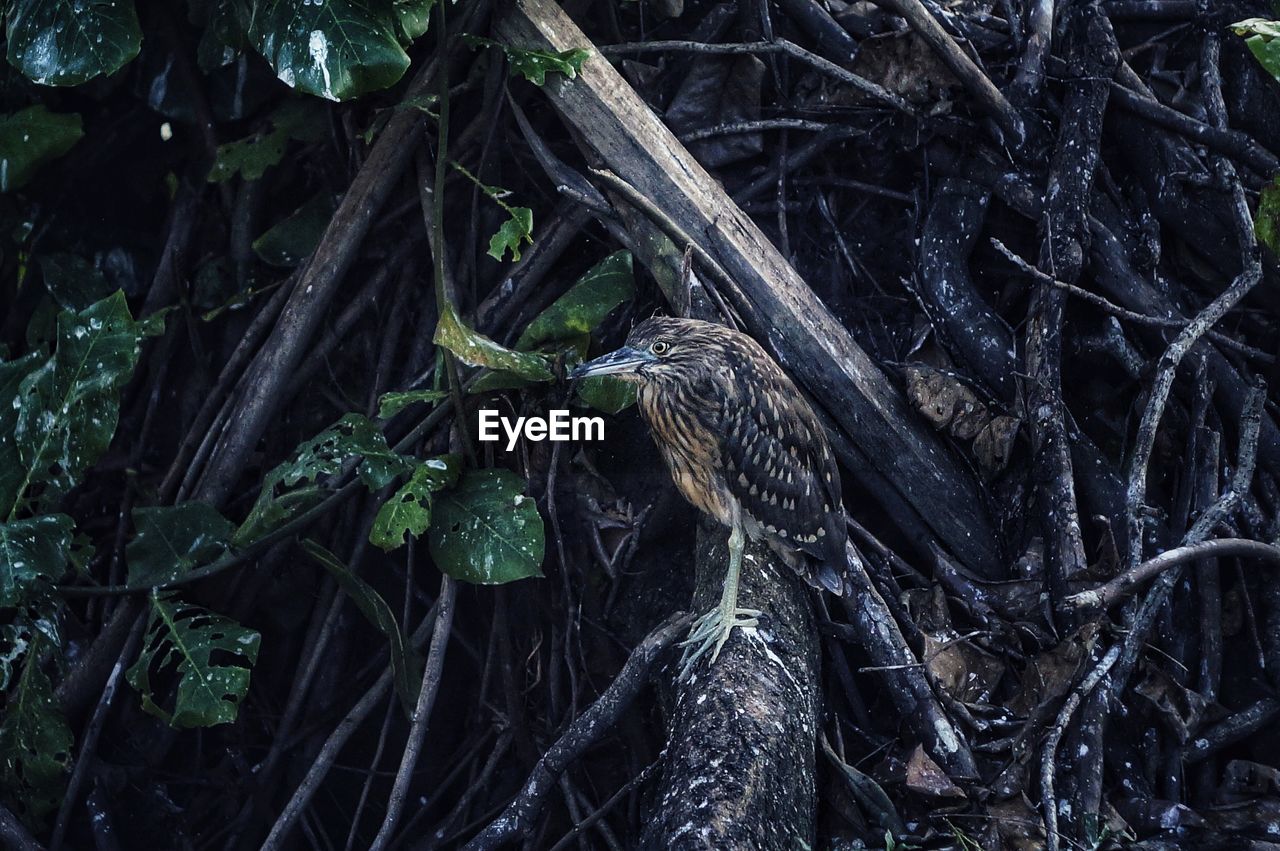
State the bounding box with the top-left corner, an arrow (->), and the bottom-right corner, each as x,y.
905,745 -> 966,798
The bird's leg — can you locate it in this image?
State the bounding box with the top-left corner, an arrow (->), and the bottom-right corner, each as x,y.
678,521 -> 762,680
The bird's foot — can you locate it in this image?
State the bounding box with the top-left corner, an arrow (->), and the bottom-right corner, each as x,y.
677,605 -> 762,681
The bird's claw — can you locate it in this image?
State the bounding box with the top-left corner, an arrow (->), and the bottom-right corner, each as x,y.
677,606 -> 762,681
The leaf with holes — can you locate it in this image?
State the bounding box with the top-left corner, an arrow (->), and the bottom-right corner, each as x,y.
208,100 -> 326,183
126,593 -> 261,728
247,0 -> 411,101
370,456 -> 457,551
126,503 -> 234,587
487,206 -> 534,262
236,414 -> 409,545
377,389 -> 448,419
0,105 -> 83,193
465,36 -> 590,86
2,292 -> 141,519
429,469 -> 544,585
516,251 -> 634,350
302,539 -> 422,716
0,514 -> 73,608
434,303 -> 553,382
0,635 -> 72,829
5,0 -> 142,86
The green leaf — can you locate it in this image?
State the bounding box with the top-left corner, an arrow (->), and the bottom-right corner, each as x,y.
376,389 -> 448,419
465,36 -> 590,86
0,514 -> 73,608
434,303 -> 554,382
207,100 -> 325,183
2,292 -> 141,518
37,253 -> 114,311
0,105 -> 83,193
394,0 -> 436,42
487,206 -> 534,262
126,503 -> 234,587
1233,18 -> 1280,82
252,192 -> 336,267
576,376 -> 637,414
5,0 -> 142,86
236,414 -> 409,546
126,593 -> 261,728
301,539 -> 421,715
1255,177 -> 1280,254
0,635 -> 72,830
247,0 -> 411,101
516,251 -> 634,350
429,468 -> 544,585
370,456 -> 457,551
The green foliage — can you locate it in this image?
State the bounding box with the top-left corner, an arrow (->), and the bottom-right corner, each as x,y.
302,539 -> 421,716
0,105 -> 83,193
516,251 -> 634,349
1,291 -> 142,519
1255,178 -> 1280,255
576,375 -> 637,414
370,456 -> 457,552
434,302 -> 554,382
376,389 -> 448,419
488,206 -> 534,262
394,0 -> 437,42
1233,18 -> 1280,82
37,253 -> 114,312
465,36 -> 591,86
126,593 -> 261,728
0,514 -> 73,610
126,503 -> 234,587
247,0 -> 413,101
253,192 -> 337,267
5,0 -> 142,86
236,413 -> 410,545
208,101 -> 326,183
429,468 -> 545,585
0,636 -> 72,830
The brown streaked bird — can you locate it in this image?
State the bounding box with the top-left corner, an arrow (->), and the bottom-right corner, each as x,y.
572,316 -> 847,679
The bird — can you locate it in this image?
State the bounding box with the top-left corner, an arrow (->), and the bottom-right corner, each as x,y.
571,316 -> 847,679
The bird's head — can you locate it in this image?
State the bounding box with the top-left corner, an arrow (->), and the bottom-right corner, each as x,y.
571,317 -> 720,383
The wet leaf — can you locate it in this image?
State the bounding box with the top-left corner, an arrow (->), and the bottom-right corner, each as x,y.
377,389 -> 448,419
208,100 -> 326,183
516,251 -> 634,350
429,468 -> 544,585
302,539 -> 421,715
487,206 -> 533,262
127,593 -> 261,728
247,0 -> 411,101
0,635 -> 72,829
252,192 -> 337,267
434,303 -> 553,382
0,514 -> 73,608
1254,177 -> 1280,255
369,456 -> 457,552
0,105 -> 83,193
576,376 -> 636,414
236,414 -> 409,545
1233,18 -> 1280,83
465,36 -> 590,86
1,292 -> 141,517
394,0 -> 436,42
37,253 -> 113,311
665,54 -> 765,168
126,503 -> 234,587
5,0 -> 142,86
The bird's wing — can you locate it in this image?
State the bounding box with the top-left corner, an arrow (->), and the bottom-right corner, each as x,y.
716,375 -> 843,567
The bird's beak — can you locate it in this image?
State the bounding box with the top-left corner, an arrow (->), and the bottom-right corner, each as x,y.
570,346 -> 655,379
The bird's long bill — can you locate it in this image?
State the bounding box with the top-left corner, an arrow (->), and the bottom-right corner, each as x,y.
570,346 -> 654,379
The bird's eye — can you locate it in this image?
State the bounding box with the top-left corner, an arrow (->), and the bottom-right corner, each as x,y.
651,340 -> 669,355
